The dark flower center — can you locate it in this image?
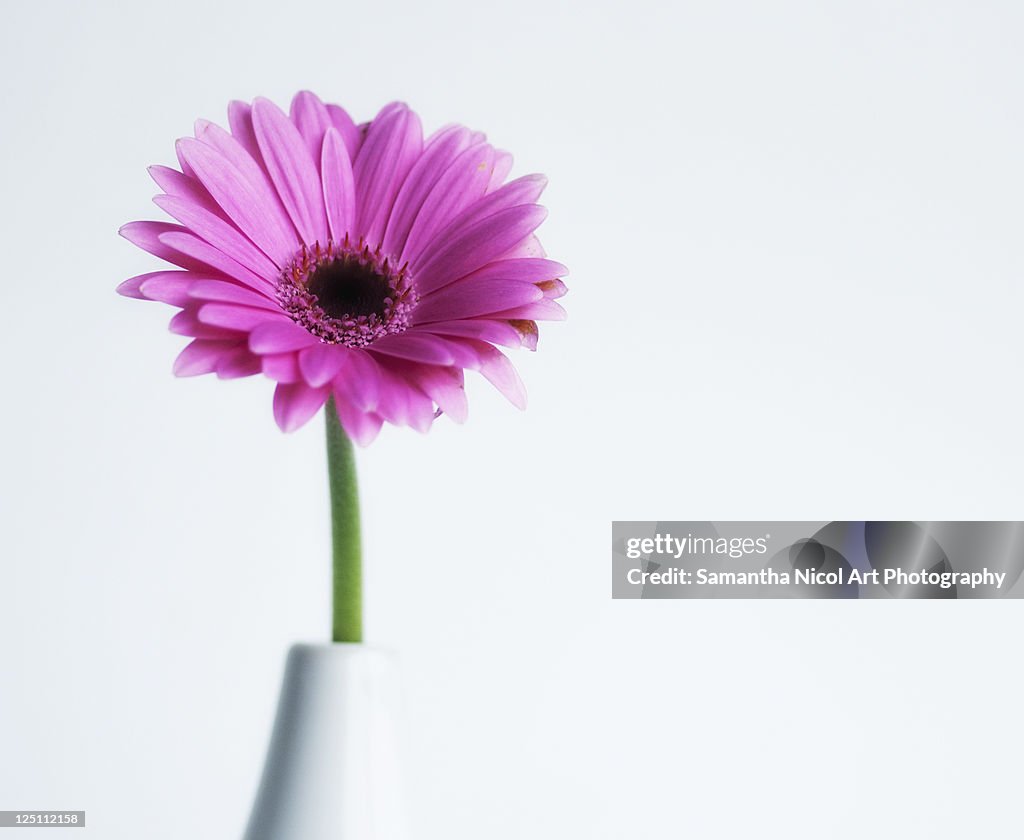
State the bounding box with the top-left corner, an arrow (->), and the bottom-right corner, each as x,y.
305,259 -> 393,320
277,240 -> 416,347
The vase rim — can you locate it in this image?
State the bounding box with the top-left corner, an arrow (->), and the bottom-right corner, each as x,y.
288,641 -> 397,656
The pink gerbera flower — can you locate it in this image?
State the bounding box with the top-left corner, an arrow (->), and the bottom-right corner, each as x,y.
118,92 -> 566,444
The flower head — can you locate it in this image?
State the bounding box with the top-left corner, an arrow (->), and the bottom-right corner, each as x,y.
119,93 -> 566,444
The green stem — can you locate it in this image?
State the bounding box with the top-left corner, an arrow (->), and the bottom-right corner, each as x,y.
325,397 -> 362,643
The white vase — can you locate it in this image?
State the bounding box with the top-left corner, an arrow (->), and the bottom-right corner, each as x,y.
243,643 -> 409,840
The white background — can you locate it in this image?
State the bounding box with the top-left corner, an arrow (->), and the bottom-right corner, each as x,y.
2,1 -> 1022,837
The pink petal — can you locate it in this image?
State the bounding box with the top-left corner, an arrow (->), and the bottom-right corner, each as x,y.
138,271 -> 214,306
333,399 -> 383,446
169,307 -> 243,339
370,366 -> 412,427
174,142 -> 198,180
262,352 -> 302,383
180,128 -> 298,263
186,279 -> 279,308
506,234 -> 547,259
298,344 -> 350,388
289,91 -> 333,164
158,230 -> 271,292
148,165 -> 225,220
173,339 -> 242,376
481,173 -> 548,213
197,303 -> 285,331
369,333 -> 455,366
407,174 -> 547,271
538,278 -> 568,299
252,97 -> 329,246
425,335 -> 486,369
372,102 -> 407,121
332,349 -> 381,412
273,382 -> 329,432
116,274 -> 148,299
371,358 -> 450,432
471,341 -> 527,409
501,232 -> 544,259
326,104 -> 361,160
423,335 -> 527,408
400,142 -> 497,264
353,103 -> 423,247
215,346 -> 263,379
153,194 -> 280,280
488,151 -> 514,192
382,125 -> 474,257
417,319 -> 525,349
414,205 -> 549,296
413,279 -> 542,324
404,393 -> 436,432
249,320 -> 319,354
121,270 -> 209,305
226,101 -> 265,167
321,128 -> 355,241
416,257 -> 567,305
413,365 -> 468,424
455,257 -> 566,284
120,221 -> 208,272
491,299 -> 567,321
512,320 -> 539,351
364,360 -> 425,431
